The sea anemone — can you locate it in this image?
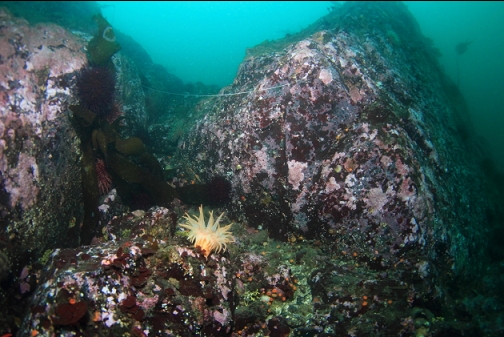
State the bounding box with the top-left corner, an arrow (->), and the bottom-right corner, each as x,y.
76,66 -> 116,116
179,205 -> 234,258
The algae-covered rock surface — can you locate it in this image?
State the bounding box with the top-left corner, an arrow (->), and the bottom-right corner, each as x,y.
1,1 -> 503,336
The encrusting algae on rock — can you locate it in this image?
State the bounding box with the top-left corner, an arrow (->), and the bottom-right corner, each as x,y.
179,205 -> 235,258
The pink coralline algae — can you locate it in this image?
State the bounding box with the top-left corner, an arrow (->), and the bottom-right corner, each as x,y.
213,308 -> 229,326
0,7 -> 86,276
287,160 -> 308,191
0,9 -> 87,125
2,152 -> 39,209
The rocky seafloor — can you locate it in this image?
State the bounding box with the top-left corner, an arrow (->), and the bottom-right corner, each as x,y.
0,1 -> 503,336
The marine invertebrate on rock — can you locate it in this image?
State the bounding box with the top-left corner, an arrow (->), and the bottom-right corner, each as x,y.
76,65 -> 116,116
95,159 -> 112,195
179,205 -> 234,258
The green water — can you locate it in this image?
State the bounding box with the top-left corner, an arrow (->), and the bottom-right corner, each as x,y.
98,1 -> 504,172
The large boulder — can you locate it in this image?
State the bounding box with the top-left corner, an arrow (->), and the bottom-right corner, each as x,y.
17,207 -> 238,337
0,8 -> 87,260
172,1 -> 497,333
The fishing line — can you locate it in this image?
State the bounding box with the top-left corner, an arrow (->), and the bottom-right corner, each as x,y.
140,77 -> 307,98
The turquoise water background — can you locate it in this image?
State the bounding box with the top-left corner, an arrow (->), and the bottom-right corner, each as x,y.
98,1 -> 504,172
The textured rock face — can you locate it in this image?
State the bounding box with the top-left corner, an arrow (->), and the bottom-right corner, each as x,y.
4,2 -> 502,336
18,208 -> 236,337
0,9 -> 86,256
175,2 -> 487,292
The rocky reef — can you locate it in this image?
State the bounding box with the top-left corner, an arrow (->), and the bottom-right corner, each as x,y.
176,0 -> 489,293
171,1 -> 502,335
1,1 -> 503,337
0,7 -> 87,262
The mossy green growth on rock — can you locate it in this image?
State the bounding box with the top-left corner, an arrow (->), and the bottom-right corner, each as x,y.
87,14 -> 121,65
39,249 -> 54,266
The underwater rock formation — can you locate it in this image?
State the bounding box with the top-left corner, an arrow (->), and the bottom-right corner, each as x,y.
177,1 -> 489,276
18,207 -> 236,336
4,1 -> 503,336
171,1 -> 497,334
0,8 -> 86,261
